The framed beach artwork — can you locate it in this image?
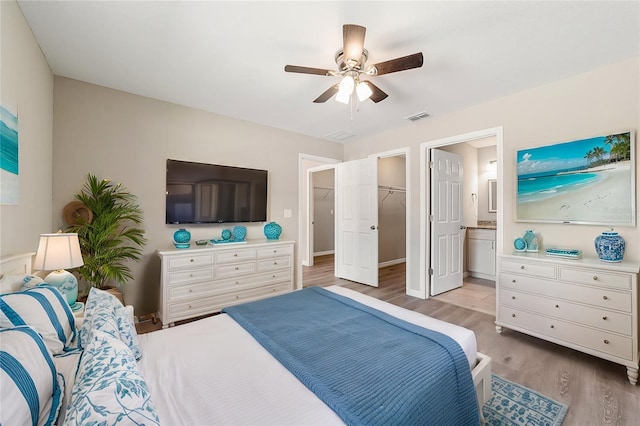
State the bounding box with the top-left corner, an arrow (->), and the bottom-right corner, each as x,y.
0,104 -> 19,205
516,131 -> 635,226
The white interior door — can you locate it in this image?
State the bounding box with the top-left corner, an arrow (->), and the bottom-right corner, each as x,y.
335,157 -> 378,287
430,149 -> 463,296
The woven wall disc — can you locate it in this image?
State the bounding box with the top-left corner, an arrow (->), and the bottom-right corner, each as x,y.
63,201 -> 93,226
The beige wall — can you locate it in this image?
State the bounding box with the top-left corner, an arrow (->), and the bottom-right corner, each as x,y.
477,145 -> 497,222
345,57 -> 640,296
52,77 -> 343,314
0,0 -> 54,257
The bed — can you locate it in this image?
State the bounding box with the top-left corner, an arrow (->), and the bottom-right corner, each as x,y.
1,253 -> 492,425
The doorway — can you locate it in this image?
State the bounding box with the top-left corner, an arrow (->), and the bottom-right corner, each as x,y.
419,127 -> 504,300
300,149 -> 410,293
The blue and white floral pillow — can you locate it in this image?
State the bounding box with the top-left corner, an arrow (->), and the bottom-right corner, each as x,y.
0,285 -> 78,354
64,329 -> 160,425
0,326 -> 64,426
80,287 -> 142,360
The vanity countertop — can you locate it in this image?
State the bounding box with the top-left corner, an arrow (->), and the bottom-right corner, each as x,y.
468,221 -> 497,230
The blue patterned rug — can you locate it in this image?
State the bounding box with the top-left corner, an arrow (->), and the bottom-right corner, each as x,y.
483,374 -> 568,425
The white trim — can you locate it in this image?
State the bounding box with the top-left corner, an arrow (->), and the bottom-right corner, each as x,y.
314,250 -> 335,257
420,127 -> 504,299
369,147 -> 412,297
379,258 -> 406,268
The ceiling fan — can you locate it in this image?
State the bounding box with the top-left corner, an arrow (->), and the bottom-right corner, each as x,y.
284,24 -> 423,104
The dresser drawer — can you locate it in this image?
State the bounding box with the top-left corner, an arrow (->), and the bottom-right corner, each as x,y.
257,256 -> 291,272
215,261 -> 256,278
559,267 -> 631,290
257,244 -> 293,258
167,268 -> 214,286
498,307 -> 633,360
168,270 -> 292,303
167,253 -> 214,270
501,273 -> 631,312
500,259 -> 556,279
500,289 -> 632,335
215,249 -> 256,263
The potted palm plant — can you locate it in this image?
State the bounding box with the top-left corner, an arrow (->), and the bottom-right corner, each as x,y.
66,174 -> 146,301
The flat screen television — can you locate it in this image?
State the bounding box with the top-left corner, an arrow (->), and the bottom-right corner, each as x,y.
166,159 -> 268,224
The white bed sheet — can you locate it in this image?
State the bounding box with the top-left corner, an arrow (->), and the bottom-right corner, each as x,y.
136,286 -> 478,425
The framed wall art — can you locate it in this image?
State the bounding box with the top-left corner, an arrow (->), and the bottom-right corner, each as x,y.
516,131 -> 635,226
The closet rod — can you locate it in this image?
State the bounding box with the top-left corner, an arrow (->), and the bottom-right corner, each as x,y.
378,185 -> 406,193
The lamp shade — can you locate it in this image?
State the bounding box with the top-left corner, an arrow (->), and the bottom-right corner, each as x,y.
33,233 -> 84,271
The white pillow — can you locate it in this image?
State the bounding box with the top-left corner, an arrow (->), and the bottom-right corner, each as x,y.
0,326 -> 64,426
80,287 -> 142,360
0,274 -> 44,293
65,330 -> 160,425
0,286 -> 77,354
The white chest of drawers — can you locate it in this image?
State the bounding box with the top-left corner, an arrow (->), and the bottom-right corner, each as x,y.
496,253 -> 640,384
157,240 -> 294,328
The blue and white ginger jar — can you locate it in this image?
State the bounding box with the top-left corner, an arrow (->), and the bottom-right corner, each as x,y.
173,228 -> 191,244
233,225 -> 247,241
264,222 -> 282,240
594,229 -> 625,263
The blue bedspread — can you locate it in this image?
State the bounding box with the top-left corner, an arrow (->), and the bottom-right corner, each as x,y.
223,287 -> 480,426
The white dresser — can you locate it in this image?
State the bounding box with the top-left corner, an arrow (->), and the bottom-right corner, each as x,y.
157,240 -> 294,328
496,253 -> 640,384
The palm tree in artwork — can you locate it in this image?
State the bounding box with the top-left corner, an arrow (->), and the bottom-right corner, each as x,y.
584,149 -> 595,167
592,146 -> 607,166
604,133 -> 632,162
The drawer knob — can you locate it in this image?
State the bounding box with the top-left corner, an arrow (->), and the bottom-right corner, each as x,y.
188,289 -> 192,293
272,288 -> 276,292
512,296 -> 516,300
235,267 -> 239,270
236,295 -> 239,299
604,339 -> 610,344
520,265 -> 525,270
602,316 -> 608,320
234,254 -> 238,257
593,275 -> 598,280
512,279 -> 516,283
555,304 -> 559,308
272,275 -> 276,278
512,313 -> 516,318
188,305 -> 192,308
550,325 -> 555,329
190,259 -> 194,262
603,295 -> 608,300
190,274 -> 193,277
274,262 -> 278,265
273,250 -> 277,253
235,281 -> 239,285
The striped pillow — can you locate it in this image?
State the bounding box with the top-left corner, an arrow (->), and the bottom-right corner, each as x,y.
0,326 -> 64,426
0,286 -> 77,355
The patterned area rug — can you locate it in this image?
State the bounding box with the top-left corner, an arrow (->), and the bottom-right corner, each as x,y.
483,374 -> 568,426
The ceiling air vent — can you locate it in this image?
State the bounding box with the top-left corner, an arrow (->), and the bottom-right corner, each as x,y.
404,111 -> 430,122
325,130 -> 355,142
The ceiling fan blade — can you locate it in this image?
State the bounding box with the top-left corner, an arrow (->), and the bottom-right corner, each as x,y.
313,85 -> 340,103
284,65 -> 335,76
369,52 -> 424,76
362,81 -> 389,103
343,24 -> 366,66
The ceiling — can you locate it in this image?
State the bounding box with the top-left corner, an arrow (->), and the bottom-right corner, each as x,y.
17,1 -> 640,143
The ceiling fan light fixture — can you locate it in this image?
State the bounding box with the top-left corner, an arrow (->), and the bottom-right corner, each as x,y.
338,75 -> 355,94
335,89 -> 351,104
356,81 -> 372,101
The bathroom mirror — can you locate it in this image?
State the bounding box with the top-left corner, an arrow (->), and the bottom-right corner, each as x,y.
488,179 -> 497,213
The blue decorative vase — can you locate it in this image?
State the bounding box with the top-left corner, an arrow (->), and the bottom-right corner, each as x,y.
221,229 -> 232,240
523,230 -> 538,252
264,222 -> 282,240
45,270 -> 79,309
595,229 -> 625,262
233,225 -> 247,241
173,228 -> 191,244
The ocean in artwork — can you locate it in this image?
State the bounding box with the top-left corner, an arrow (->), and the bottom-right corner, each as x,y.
1,105 -> 19,204
517,171 -> 602,204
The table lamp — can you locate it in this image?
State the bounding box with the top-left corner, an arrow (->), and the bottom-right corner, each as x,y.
33,232 -> 84,311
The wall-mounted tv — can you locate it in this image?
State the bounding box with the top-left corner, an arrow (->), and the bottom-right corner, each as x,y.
166,159 -> 268,224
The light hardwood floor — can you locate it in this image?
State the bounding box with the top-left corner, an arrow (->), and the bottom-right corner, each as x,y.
304,255 -> 640,426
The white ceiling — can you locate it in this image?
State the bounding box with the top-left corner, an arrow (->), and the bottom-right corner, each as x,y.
18,1 -> 640,143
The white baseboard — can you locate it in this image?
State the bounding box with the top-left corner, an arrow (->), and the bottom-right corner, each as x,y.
314,250 -> 335,257
379,258 -> 406,268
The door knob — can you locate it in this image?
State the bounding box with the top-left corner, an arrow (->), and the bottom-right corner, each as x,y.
370,225 -> 376,230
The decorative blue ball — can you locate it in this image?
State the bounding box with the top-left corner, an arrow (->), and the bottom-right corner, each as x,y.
233,225 -> 247,241
173,228 -> 191,244
221,229 -> 232,240
264,222 -> 282,240
594,230 -> 625,262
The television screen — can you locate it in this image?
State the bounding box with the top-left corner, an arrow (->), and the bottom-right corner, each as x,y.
166,159 -> 268,224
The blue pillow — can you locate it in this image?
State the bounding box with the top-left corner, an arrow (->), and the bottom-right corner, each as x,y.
0,326 -> 64,426
80,287 -> 142,360
0,285 -> 77,354
64,330 -> 160,425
